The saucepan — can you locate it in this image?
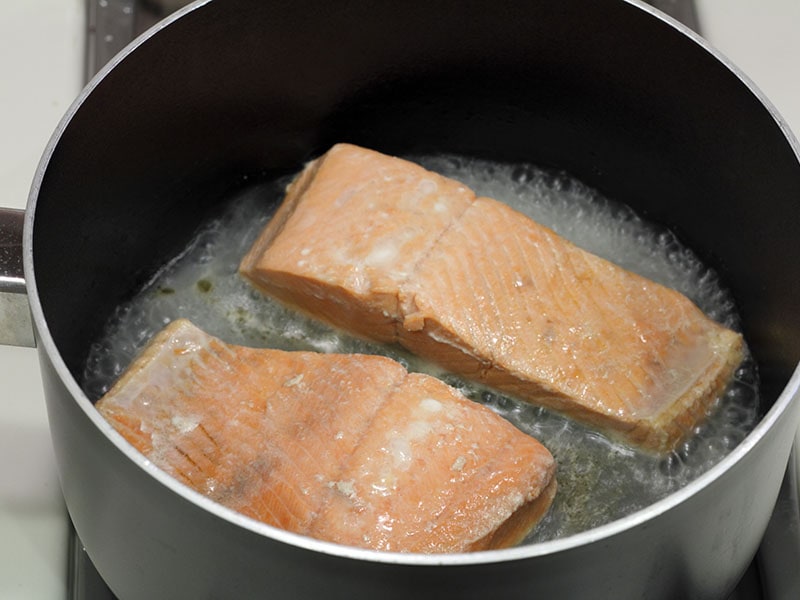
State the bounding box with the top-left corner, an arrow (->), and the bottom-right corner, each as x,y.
2,0 -> 800,598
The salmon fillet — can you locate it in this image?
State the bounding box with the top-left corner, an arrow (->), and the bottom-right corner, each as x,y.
240,143 -> 744,453
96,319 -> 556,553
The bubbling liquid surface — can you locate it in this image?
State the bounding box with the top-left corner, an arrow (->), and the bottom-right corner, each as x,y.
82,155 -> 759,543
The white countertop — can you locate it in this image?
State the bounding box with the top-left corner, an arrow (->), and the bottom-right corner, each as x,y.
0,1 -> 798,598
1,3 -> 83,598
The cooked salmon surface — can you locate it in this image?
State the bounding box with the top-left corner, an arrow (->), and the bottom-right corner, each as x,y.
96,319 -> 556,553
240,143 -> 745,453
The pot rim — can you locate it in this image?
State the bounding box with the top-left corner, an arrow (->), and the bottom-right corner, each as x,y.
23,0 -> 800,568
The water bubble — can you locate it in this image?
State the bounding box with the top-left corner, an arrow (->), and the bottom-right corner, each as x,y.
659,452 -> 684,478
511,166 -> 530,184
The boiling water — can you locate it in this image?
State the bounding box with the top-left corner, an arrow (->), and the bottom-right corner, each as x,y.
81,155 -> 759,543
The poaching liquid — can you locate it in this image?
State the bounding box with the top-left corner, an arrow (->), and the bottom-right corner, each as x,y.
81,154 -> 759,543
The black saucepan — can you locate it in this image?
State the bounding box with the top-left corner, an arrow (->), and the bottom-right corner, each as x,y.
2,1 -> 800,598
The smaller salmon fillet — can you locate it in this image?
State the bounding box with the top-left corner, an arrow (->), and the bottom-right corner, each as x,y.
240,144 -> 745,453
96,319 -> 556,553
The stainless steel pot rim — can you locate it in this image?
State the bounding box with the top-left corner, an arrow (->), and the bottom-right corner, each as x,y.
22,0 -> 800,568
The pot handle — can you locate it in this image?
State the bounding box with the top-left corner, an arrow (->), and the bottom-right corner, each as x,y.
0,207 -> 35,347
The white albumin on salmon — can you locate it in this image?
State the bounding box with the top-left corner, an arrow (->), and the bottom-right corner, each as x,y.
240,144 -> 745,453
96,318 -> 557,553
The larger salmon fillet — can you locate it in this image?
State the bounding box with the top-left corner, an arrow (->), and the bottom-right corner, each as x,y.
96,319 -> 557,553
240,143 -> 744,453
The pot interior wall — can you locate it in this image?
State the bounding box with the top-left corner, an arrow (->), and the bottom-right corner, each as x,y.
32,0 -> 800,414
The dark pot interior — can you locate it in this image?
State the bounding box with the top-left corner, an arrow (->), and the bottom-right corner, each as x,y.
33,0 -> 800,420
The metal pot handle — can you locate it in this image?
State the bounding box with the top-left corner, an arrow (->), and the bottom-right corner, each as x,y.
0,207 -> 35,347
